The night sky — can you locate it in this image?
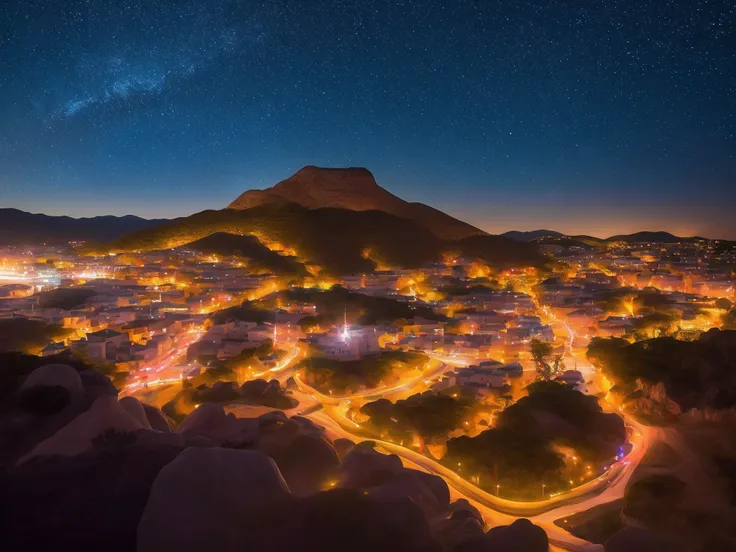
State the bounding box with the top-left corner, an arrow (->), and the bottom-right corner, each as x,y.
1,0 -> 734,238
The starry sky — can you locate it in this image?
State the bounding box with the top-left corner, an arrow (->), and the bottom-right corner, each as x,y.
1,0 -> 734,238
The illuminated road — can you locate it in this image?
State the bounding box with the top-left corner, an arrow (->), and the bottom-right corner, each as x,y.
124,314 -> 651,551
120,325 -> 205,397
308,404 -> 652,551
293,348 -> 654,551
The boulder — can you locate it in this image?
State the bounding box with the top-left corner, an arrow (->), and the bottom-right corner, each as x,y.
484,518 -> 548,552
1,444 -> 182,552
604,526 -> 678,552
78,369 -> 119,399
370,470 -> 448,516
339,447 -> 404,489
433,516 -> 485,550
141,403 -> 172,432
237,488 -> 443,552
448,499 -> 484,526
19,395 -> 144,463
134,429 -> 215,449
137,447 -> 290,552
333,437 -> 356,459
176,402 -> 260,444
269,434 -> 340,496
20,364 -> 83,405
408,469 -> 451,511
119,397 -> 153,429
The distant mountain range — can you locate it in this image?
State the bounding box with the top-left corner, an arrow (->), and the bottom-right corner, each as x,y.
0,208 -> 171,246
501,230 -> 564,242
2,168 -> 729,275
503,229 -> 715,245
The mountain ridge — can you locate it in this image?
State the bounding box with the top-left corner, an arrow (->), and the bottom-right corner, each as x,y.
103,202 -> 543,276
228,166 -> 486,241
503,227 -> 718,244
0,208 -> 172,246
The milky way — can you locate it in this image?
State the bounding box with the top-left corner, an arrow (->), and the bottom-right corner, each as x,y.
0,0 -> 734,238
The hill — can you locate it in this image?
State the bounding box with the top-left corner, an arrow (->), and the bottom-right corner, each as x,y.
181,233 -> 308,277
228,166 -> 485,241
105,202 -> 542,276
502,229 -> 715,247
0,208 -> 169,246
502,229 -> 564,242
605,231 -> 698,244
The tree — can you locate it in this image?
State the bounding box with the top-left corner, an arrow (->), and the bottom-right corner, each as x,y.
530,338 -> 562,381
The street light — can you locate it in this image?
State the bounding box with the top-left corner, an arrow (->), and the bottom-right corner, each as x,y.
541,483 -> 546,498
496,483 -> 500,496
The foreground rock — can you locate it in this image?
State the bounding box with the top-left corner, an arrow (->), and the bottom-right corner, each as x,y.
454,518 -> 549,552
19,363 -> 84,404
138,447 -> 290,552
0,444 -> 181,552
604,526 -> 681,552
19,395 -> 145,463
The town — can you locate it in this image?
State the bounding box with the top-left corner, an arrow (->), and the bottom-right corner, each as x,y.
2,235 -> 734,510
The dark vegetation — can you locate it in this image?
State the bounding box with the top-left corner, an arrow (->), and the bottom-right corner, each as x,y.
360,391 -> 479,444
214,286 -> 444,329
440,283 -> 503,296
300,350 -> 427,394
271,286 -> 444,326
0,319 -> 73,354
190,340 -> 277,377
190,379 -> 297,410
182,232 -> 308,277
587,329 -> 736,412
444,382 -> 626,500
37,287 -> 97,309
104,202 -> 543,276
210,302 -> 273,325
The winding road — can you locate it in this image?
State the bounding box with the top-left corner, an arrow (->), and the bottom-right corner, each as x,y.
129,329 -> 652,551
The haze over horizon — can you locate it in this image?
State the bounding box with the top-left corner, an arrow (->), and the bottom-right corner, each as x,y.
1,0 -> 734,238
5,165 -> 734,242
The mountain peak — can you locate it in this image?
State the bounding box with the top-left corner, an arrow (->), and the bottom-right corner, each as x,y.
273,165 -> 379,195
227,166 -> 486,240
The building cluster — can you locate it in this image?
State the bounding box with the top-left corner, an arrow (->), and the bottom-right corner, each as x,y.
0,235 -> 733,392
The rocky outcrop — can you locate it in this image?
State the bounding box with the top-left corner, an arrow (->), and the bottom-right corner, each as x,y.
1,444 -> 182,552
19,363 -> 84,405
267,433 -> 340,496
19,395 -> 145,463
137,447 -> 290,552
339,445 -> 405,488
176,402 -> 260,443
0,366 -> 557,552
119,396 -> 153,429
630,380 -> 682,418
141,402 -> 172,432
604,526 -> 680,552
370,469 -> 450,517
484,518 -> 549,552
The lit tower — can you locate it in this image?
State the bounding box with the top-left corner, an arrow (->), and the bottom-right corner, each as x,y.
342,304 -> 349,341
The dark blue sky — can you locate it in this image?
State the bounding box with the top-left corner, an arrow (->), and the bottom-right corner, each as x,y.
1,0 -> 734,238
